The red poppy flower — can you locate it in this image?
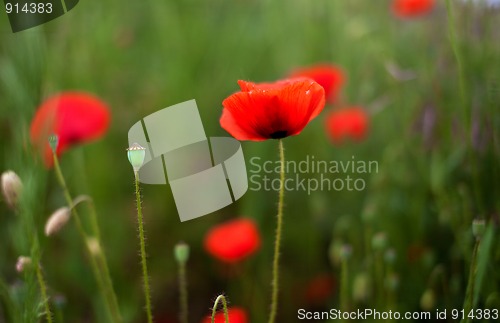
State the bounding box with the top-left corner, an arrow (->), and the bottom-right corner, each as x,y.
289,64 -> 345,103
392,0 -> 435,18
204,218 -> 261,263
304,273 -> 336,306
221,79 -> 325,141
201,307 -> 248,323
325,107 -> 368,143
30,92 -> 111,167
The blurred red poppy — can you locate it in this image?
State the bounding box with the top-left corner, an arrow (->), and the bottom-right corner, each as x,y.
325,107 -> 368,143
201,306 -> 248,323
221,79 -> 325,141
392,0 -> 435,18
204,218 -> 261,263
289,64 -> 345,103
304,273 -> 336,306
30,92 -> 111,167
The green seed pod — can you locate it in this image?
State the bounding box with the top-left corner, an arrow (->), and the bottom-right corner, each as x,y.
174,242 -> 190,264
472,219 -> 486,240
127,143 -> 146,172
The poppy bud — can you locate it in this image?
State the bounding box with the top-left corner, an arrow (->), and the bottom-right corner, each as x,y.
372,232 -> 387,251
1,170 -> 23,210
420,289 -> 436,310
339,245 -> 353,261
353,272 -> 371,302
16,256 -> 32,273
127,143 -> 146,172
48,134 -> 59,153
174,242 -> 190,264
472,219 -> 486,240
384,248 -> 397,264
45,207 -> 71,236
385,273 -> 400,291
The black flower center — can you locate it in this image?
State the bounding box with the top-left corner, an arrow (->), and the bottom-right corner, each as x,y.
270,130 -> 288,139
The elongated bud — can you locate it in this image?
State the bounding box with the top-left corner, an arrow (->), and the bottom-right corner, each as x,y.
16,256 -> 32,273
174,242 -> 190,264
384,248 -> 397,264
472,219 -> 486,240
385,273 -> 399,291
45,207 -> 71,236
1,170 -> 23,209
127,143 -> 146,172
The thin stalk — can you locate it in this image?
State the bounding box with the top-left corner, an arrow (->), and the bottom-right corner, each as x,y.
340,258 -> 349,314
35,263 -> 53,323
268,139 -> 285,323
211,295 -> 230,323
460,239 -> 480,323
52,154 -> 122,323
178,261 -> 188,323
134,171 -> 153,323
445,0 -> 469,134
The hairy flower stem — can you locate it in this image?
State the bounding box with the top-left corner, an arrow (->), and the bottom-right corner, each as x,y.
178,260 -> 188,323
134,172 -> 153,323
211,295 -> 230,323
52,154 -> 122,323
461,239 -> 481,323
36,263 -> 53,323
268,139 -> 285,323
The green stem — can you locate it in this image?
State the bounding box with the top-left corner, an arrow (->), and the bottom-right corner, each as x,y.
35,263 -> 53,323
134,172 -> 153,323
340,258 -> 349,314
460,239 -> 480,323
52,154 -> 122,323
179,261 -> 188,323
445,0 -> 469,135
211,295 -> 230,323
268,139 -> 285,323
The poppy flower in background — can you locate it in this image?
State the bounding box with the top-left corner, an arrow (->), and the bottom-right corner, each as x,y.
304,273 -> 336,306
325,107 -> 369,143
201,307 -> 248,323
392,0 -> 435,18
30,92 -> 111,167
289,64 -> 345,103
220,78 -> 326,141
204,218 -> 261,263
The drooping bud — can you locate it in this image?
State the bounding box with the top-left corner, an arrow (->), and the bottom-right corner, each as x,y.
385,273 -> 399,291
16,256 -> 32,273
174,242 -> 190,264
45,207 -> 71,236
127,143 -> 146,172
472,219 -> 486,240
1,170 -> 23,209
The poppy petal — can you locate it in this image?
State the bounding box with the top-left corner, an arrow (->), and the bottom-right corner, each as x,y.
204,218 -> 261,263
30,92 -> 111,167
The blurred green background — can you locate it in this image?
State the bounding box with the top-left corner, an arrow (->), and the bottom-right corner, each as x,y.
1,0 -> 500,322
